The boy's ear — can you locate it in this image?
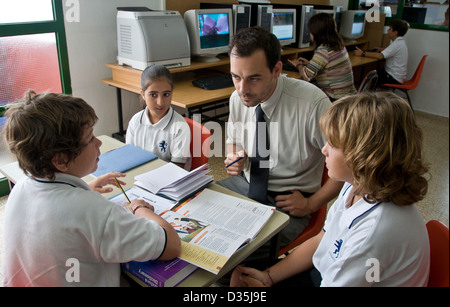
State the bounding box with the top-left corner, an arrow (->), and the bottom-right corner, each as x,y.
52,153 -> 69,172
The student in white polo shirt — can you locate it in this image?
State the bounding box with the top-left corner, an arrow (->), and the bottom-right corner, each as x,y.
126,64 -> 191,170
3,91 -> 181,286
354,19 -> 410,86
231,92 -> 430,287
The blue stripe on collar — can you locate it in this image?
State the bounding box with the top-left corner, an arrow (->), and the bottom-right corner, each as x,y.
348,201 -> 382,229
33,179 -> 77,188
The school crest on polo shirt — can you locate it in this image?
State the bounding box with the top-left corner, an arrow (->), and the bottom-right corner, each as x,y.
159,140 -> 168,153
329,239 -> 343,260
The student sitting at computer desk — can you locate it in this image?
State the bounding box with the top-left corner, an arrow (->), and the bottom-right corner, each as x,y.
354,19 -> 410,87
288,13 -> 357,102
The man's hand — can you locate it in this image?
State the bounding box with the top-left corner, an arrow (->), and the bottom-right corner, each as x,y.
275,190 -> 313,217
224,150 -> 246,176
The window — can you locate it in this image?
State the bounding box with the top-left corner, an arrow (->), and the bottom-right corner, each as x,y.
402,1 -> 449,30
0,0 -> 54,24
351,0 -> 449,31
0,0 -> 71,107
359,0 -> 401,18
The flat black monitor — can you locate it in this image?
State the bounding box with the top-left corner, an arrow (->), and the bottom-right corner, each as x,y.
402,6 -> 427,24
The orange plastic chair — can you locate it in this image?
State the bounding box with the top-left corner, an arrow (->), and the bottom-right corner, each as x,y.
278,164 -> 329,256
184,117 -> 211,170
381,55 -> 428,110
426,220 -> 449,287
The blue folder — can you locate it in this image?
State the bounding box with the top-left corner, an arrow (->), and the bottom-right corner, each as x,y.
92,144 -> 158,177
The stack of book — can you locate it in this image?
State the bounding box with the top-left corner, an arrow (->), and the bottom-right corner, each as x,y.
135,162 -> 213,201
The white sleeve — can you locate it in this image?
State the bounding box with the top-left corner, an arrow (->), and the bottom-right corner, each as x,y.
99,204 -> 167,263
169,116 -> 191,164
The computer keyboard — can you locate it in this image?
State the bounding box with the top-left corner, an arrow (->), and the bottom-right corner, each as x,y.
282,62 -> 298,72
192,74 -> 234,90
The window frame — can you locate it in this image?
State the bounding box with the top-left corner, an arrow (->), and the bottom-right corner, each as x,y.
349,0 -> 449,32
0,0 -> 72,95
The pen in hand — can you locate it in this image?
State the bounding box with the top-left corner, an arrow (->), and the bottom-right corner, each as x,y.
114,177 -> 131,203
226,157 -> 243,168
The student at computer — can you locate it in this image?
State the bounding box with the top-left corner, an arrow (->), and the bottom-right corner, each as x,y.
126,64 -> 191,169
2,91 -> 181,286
231,92 -> 430,287
354,19 -> 410,86
288,13 -> 357,101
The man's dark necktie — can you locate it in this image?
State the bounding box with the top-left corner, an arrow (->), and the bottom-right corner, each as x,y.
248,104 -> 270,203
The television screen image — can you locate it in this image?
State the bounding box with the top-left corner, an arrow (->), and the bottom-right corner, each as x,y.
198,13 -> 230,49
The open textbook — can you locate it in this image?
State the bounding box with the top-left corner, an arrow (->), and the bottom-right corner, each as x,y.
111,188 -> 275,275
165,189 -> 275,274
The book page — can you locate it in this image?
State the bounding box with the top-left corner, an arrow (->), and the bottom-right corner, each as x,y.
161,210 -> 250,274
173,189 -> 275,239
109,186 -> 176,215
135,163 -> 188,194
162,211 -> 249,258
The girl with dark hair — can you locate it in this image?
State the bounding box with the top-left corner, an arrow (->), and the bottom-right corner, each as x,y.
126,64 -> 191,169
289,13 -> 356,101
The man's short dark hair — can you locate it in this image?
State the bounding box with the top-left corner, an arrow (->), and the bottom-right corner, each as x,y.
228,26 -> 281,72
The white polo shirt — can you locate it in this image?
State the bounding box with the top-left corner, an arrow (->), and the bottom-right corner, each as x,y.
126,107 -> 191,169
313,183 -> 430,287
3,173 -> 167,287
381,37 -> 408,83
226,75 -> 331,193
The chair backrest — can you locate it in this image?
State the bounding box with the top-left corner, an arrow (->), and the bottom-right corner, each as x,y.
184,117 -> 211,170
358,70 -> 378,93
426,220 -> 449,287
407,55 -> 428,88
278,164 -> 329,256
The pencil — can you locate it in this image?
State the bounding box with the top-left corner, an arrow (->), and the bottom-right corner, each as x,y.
114,177 -> 131,203
225,157 -> 243,168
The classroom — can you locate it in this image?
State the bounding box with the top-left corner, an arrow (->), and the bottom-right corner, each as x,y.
0,0 -> 448,289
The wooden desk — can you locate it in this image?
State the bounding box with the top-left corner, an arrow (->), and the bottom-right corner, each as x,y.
96,136 -> 289,287
102,39 -> 372,140
0,135 -> 289,287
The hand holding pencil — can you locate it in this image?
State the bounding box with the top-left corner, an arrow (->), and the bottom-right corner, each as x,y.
88,171 -> 126,194
224,150 -> 246,176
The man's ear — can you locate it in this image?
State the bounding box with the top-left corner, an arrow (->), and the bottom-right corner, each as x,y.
52,153 -> 69,172
273,60 -> 283,79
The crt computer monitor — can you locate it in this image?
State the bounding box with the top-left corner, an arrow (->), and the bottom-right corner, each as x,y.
199,3 -> 251,34
271,9 -> 296,47
339,10 -> 366,42
257,5 -> 273,32
272,4 -> 314,49
184,9 -> 233,62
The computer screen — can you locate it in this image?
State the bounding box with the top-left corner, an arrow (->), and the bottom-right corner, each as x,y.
199,3 -> 251,34
184,9 -> 233,62
351,14 -> 365,35
198,12 -> 230,48
272,9 -> 296,46
339,10 -> 366,42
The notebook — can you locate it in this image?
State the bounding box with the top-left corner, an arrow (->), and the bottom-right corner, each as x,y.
92,144 -> 157,177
